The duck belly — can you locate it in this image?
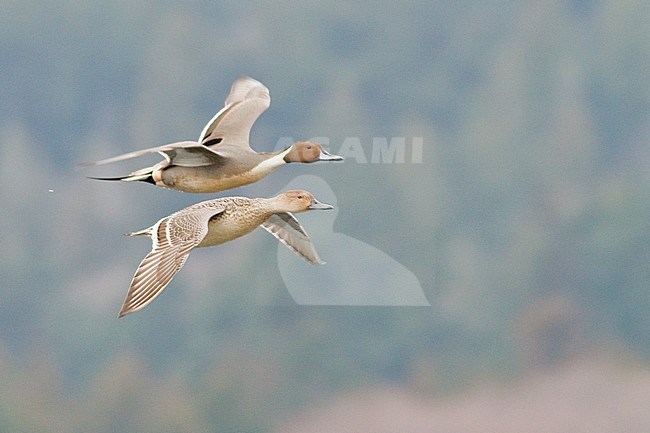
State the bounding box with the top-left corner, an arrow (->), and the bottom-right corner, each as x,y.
198,213 -> 266,248
160,166 -> 263,193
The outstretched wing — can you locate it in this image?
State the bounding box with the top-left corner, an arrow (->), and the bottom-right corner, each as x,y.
118,205 -> 225,317
197,77 -> 271,149
262,213 -> 324,265
79,141 -> 225,168
81,77 -> 268,168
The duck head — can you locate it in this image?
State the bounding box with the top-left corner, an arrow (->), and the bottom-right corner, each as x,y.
283,141 -> 343,163
274,190 -> 334,213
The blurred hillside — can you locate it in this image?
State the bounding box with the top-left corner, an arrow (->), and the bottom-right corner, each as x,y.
0,0 -> 648,431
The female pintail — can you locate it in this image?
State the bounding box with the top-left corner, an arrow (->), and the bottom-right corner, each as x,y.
118,190 -> 332,317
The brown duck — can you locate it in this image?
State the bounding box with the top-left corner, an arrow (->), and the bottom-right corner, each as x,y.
118,190 -> 333,317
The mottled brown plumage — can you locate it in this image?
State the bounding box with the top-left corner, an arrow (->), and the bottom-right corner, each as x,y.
118,190 -> 333,317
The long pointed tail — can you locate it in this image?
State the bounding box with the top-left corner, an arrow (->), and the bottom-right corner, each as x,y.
126,227 -> 152,237
86,168 -> 155,184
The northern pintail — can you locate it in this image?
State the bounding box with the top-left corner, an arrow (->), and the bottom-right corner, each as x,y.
81,77 -> 342,193
118,190 -> 332,317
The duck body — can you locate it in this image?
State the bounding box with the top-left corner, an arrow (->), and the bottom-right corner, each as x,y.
152,147 -> 289,193
192,197 -> 273,247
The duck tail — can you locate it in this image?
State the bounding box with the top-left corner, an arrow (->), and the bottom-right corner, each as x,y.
87,167 -> 155,185
125,227 -> 152,237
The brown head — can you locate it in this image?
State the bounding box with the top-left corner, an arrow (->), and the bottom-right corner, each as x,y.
283,141 -> 344,163
273,189 -> 334,213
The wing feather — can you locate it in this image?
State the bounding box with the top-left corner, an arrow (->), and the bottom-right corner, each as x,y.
197,77 -> 270,148
262,213 -> 324,265
80,141 -> 225,168
81,77 -> 269,170
118,205 -> 225,317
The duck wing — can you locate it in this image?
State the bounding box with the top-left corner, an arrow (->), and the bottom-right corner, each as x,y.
80,141 -> 226,168
262,213 -> 324,265
198,77 -> 271,150
118,204 -> 225,317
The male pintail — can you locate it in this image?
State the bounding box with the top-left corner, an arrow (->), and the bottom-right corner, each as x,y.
81,77 -> 342,193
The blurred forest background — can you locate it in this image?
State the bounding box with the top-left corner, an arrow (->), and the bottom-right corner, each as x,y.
1,0 -> 649,431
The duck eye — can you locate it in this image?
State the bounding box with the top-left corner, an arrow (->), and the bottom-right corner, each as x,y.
297,195 -> 303,199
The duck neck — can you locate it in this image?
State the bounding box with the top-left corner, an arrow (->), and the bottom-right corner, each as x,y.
275,144 -> 294,163
258,197 -> 283,215
253,146 -> 292,175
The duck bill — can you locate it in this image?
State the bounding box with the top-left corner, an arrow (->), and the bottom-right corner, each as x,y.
317,149 -> 344,161
308,199 -> 334,210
